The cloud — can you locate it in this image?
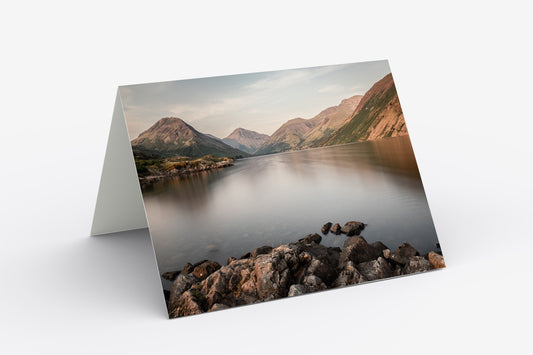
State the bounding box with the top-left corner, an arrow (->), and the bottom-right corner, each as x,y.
318,84 -> 344,93
245,64 -> 344,91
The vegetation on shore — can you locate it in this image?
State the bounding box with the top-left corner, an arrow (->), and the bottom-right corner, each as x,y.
134,151 -> 235,186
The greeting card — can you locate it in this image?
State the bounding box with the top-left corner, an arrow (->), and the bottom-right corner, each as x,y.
92,60 -> 445,318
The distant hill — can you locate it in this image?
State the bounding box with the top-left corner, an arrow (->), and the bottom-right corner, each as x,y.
131,117 -> 249,158
316,73 -> 407,147
255,95 -> 362,155
222,128 -> 269,154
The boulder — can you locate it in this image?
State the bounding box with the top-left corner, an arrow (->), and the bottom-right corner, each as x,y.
288,284 -> 309,297
402,256 -> 431,274
169,290 -> 204,318
227,256 -> 236,265
305,258 -> 337,285
428,252 -> 446,269
298,251 -> 312,264
330,223 -> 342,235
340,221 -> 365,236
302,275 -> 327,292
370,241 -> 388,256
253,251 -> 292,300
382,249 -> 392,259
338,236 -> 380,268
298,233 -> 322,245
193,260 -> 221,281
168,273 -> 198,309
199,259 -> 258,307
161,270 -> 180,281
240,252 -> 251,259
333,261 -> 367,287
182,262 -> 194,274
389,242 -> 419,265
357,257 -> 393,281
251,245 -> 273,259
321,222 -> 332,234
299,243 -> 340,271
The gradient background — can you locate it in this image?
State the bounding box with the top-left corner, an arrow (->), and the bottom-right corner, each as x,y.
1,1 -> 532,354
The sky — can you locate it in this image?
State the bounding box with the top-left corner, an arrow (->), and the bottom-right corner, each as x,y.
120,60 -> 392,139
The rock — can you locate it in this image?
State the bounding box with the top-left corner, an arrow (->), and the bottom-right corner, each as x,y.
330,223 -> 342,235
302,275 -> 327,292
240,252 -> 251,259
182,262 -> 194,274
209,303 -> 229,312
357,257 -> 393,281
333,261 -> 367,287
253,251 -> 293,300
168,273 -> 198,309
298,233 -> 322,245
227,257 -> 236,265
288,284 -> 309,297
338,236 -> 380,268
193,260 -> 221,281
251,245 -> 273,259
340,221 -> 365,236
170,290 -> 204,318
305,258 -> 337,285
428,252 -> 446,269
402,256 -> 431,274
383,249 -> 391,259
393,265 -> 402,276
321,222 -> 332,234
298,251 -> 312,264
299,243 -> 340,272
161,270 -> 180,281
389,242 -> 419,265
370,241 -> 388,256
199,259 -> 258,308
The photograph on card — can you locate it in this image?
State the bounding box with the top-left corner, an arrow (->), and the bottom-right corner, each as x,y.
120,60 -> 445,319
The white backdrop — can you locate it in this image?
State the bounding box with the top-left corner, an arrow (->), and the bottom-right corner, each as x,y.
1,1 -> 532,354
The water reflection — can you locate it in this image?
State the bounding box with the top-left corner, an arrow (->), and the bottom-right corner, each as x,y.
143,136 -> 439,288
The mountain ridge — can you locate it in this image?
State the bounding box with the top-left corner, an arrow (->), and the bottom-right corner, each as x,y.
316,73 -> 407,147
222,128 -> 269,154
131,117 -> 249,158
255,94 -> 362,155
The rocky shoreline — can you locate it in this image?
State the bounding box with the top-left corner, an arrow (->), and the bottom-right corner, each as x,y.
139,157 -> 234,188
163,220 -> 445,318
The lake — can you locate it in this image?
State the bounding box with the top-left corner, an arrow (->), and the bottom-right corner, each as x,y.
142,135 -> 439,290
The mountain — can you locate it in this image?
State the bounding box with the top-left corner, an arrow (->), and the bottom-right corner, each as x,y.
131,117 -> 249,158
255,95 -> 362,155
299,95 -> 362,148
316,73 -> 407,147
222,128 -> 269,154
204,133 -> 223,142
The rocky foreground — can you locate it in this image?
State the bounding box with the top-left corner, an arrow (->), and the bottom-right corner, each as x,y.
164,221 -> 445,318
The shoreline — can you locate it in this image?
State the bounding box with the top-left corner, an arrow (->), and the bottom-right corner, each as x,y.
163,220 -> 445,318
138,157 -> 234,188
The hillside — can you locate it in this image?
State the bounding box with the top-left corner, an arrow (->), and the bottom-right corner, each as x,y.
316,74 -> 407,147
131,117 -> 249,158
255,95 -> 361,155
222,128 -> 269,154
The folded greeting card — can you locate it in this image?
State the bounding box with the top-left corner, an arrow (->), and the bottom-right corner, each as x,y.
92,60 -> 445,319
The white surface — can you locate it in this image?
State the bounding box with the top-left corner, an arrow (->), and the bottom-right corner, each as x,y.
91,92 -> 148,236
1,1 -> 532,354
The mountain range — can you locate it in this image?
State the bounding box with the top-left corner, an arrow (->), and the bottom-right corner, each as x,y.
131,73 -> 407,159
222,128 -> 269,154
254,94 -> 362,155
131,117 -> 249,158
317,73 -> 407,146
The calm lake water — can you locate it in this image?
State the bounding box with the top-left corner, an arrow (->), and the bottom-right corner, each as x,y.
142,136 -> 439,289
